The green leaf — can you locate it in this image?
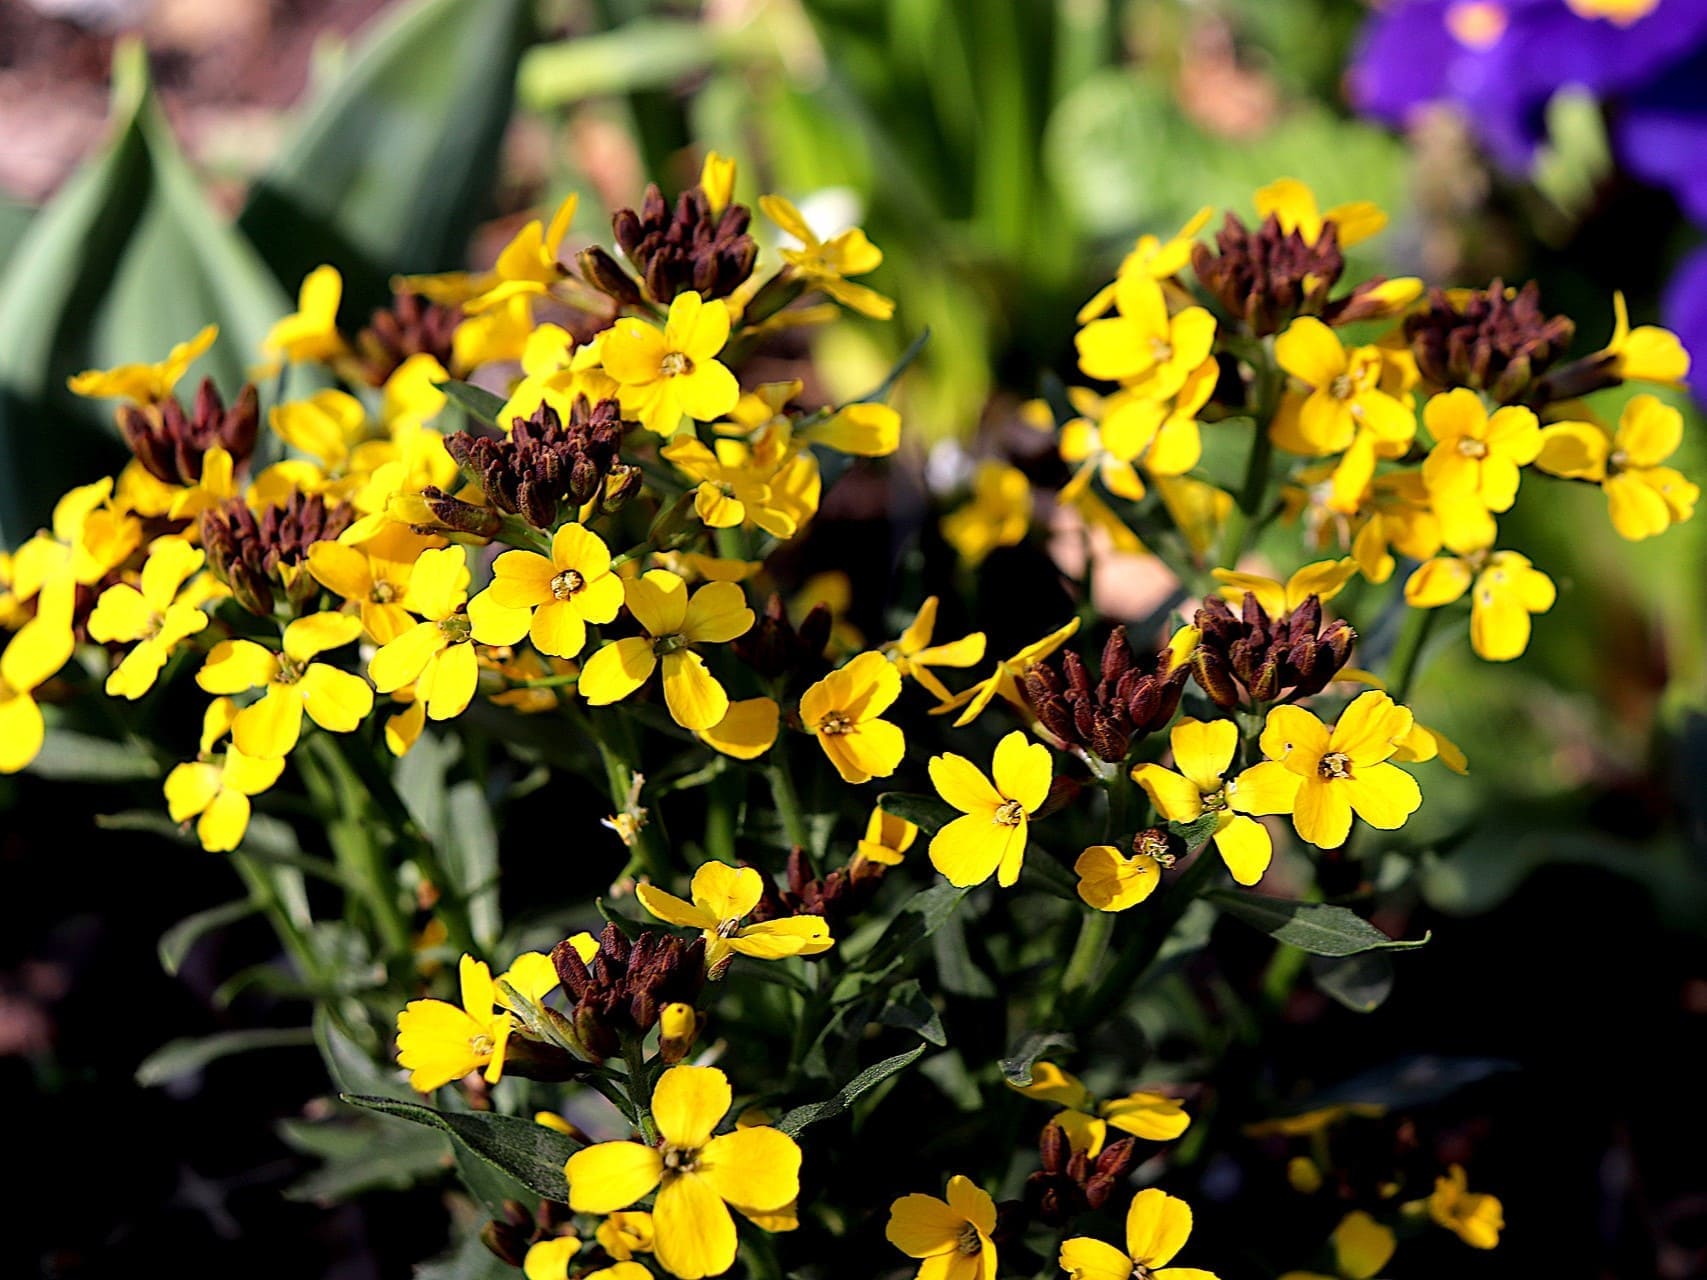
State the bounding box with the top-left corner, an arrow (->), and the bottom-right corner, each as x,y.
518,19 -> 775,107
1017,848 -> 1081,903
27,730 -> 162,781
0,201 -> 32,274
0,44 -> 292,542
158,898 -> 259,975
999,1030 -> 1076,1087
280,1112 -> 449,1202
931,909 -> 995,999
878,980 -> 947,1047
1309,952 -> 1395,1014
1297,1054 -> 1519,1111
341,1094 -> 581,1202
854,881 -> 970,977
238,0 -> 533,310
876,791 -> 957,834
439,379 -> 508,428
775,1042 -> 927,1137
1208,890 -> 1430,957
136,1027 -> 315,1086
1167,809 -> 1222,851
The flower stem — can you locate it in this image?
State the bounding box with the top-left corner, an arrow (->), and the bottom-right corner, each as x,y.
768,753 -> 810,851
1386,606 -> 1439,706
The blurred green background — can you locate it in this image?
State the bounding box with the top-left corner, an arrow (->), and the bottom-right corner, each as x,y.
3,0 -> 1705,1275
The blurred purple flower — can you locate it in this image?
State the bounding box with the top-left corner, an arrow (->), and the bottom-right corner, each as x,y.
1661,245 -> 1707,374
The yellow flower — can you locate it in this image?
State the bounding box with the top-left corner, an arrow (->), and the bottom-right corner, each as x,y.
1077,207 -> 1214,323
452,291 -> 533,371
759,194 -> 894,319
1278,1210 -> 1396,1280
67,324 -> 217,404
927,730 -> 1051,888
1241,691 -> 1421,850
467,523 -> 625,659
197,613 -> 374,758
856,805 -> 918,867
369,545 -> 483,721
1346,472 -> 1443,583
720,380 -> 902,458
799,650 -> 906,784
883,596 -> 986,702
701,151 -> 737,216
933,617 -> 1081,727
662,435 -> 819,538
522,1235 -> 580,1280
1594,291 -> 1689,385
1133,718 -> 1277,885
1427,1165 -> 1504,1249
886,1175 -> 998,1280
565,1064 -> 802,1280
466,193 -> 577,313
88,537 -> 210,700
941,461 -> 1032,566
163,743 -> 286,852
1404,548 -> 1556,661
1074,843 -> 1163,912
1255,177 -> 1387,247
265,265 -> 347,363
270,389 -> 369,473
1420,390 -> 1540,541
692,696 -> 780,760
0,580 -> 77,774
306,524 -> 442,644
602,291 -> 740,435
1058,1187 -> 1217,1280
638,861 -> 832,974
1274,318 -> 1415,459
1565,0 -> 1660,22
395,954 -> 515,1092
597,1211 -> 655,1261
579,571 -> 753,731
1536,394 -> 1699,540
1076,275 -> 1217,399
1009,1062 -> 1189,1156
1213,558 -> 1358,619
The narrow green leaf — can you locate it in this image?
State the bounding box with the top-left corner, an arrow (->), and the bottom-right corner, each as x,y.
341,1094 -> 581,1202
1309,952 -> 1395,1013
280,1113 -> 449,1202
136,1028 -> 315,1086
440,379 -> 508,427
27,730 -> 161,781
878,980 -> 947,1047
518,19 -> 773,107
876,791 -> 957,834
930,910 -> 995,999
999,1031 -> 1076,1087
1209,890 -> 1430,957
856,881 -> 969,977
239,0 -> 533,309
775,1043 -> 927,1137
1290,1054 -> 1519,1112
158,898 -> 259,975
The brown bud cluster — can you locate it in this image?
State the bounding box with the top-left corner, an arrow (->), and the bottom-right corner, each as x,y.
749,848 -> 886,936
1192,214 -> 1404,337
610,183 -> 757,303
1023,1121 -> 1139,1228
416,486 -> 504,539
1023,627 -> 1190,763
1191,593 -> 1354,708
118,379 -> 259,486
480,1201 -> 573,1268
445,398 -> 632,529
353,290 -> 462,386
550,924 -> 706,1062
1405,279 -> 1575,404
732,594 -> 832,683
199,493 -> 351,616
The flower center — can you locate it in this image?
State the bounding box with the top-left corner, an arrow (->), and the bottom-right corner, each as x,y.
439,612 -> 473,644
1149,337 -> 1173,362
818,710 -> 854,736
551,569 -> 585,600
660,351 -> 693,378
371,580 -> 397,603
661,1144 -> 701,1173
956,1222 -> 982,1256
1318,751 -> 1353,780
1135,829 -> 1176,868
1329,373 -> 1354,400
993,799 -> 1026,826
715,918 -> 743,939
1456,437 -> 1489,459
469,1032 -> 494,1056
275,654 -> 307,685
1608,447 -> 1629,475
1201,785 -> 1228,811
653,632 -> 686,656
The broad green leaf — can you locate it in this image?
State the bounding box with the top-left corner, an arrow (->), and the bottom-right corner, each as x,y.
518,19 -> 775,107
931,908 -> 995,998
136,1027 -> 315,1086
158,898 -> 259,975
0,44 -> 290,542
876,791 -> 956,833
775,1042 -> 927,1137
342,1094 -> 581,1202
238,0 -> 533,311
1167,809 -> 1222,851
1208,890 -> 1430,957
0,201 -> 32,274
999,1030 -> 1076,1087
1309,952 -> 1395,1014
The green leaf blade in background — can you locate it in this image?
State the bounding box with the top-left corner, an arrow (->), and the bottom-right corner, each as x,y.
1209,890 -> 1430,957
238,0 -> 533,313
775,1042 -> 927,1137
0,43 -> 291,544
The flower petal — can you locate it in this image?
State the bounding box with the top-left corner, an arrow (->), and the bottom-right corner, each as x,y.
566,1141 -> 664,1214
697,1125 -> 801,1212
653,1171 -> 738,1280
651,1064 -> 730,1150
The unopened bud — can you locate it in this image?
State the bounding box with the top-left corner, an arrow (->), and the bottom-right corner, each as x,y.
659,1002 -> 702,1064
579,245 -> 648,310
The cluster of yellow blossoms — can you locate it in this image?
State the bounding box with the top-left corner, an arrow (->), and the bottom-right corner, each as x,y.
12,163 -> 1666,1278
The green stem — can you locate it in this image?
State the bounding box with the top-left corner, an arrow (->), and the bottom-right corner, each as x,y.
1060,909 -> 1116,1000
1214,342 -> 1284,567
570,704 -> 670,880
298,736 -> 414,964
767,754 -> 810,850
623,1036 -> 659,1142
1386,606 -> 1439,706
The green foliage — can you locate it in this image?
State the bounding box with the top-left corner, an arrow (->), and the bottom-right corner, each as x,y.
775,1042 -> 927,1137
1209,890 -> 1430,956
341,1094 -> 582,1202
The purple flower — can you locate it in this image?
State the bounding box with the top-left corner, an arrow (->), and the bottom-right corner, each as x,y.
1662,243 -> 1707,374
1615,44 -> 1707,225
